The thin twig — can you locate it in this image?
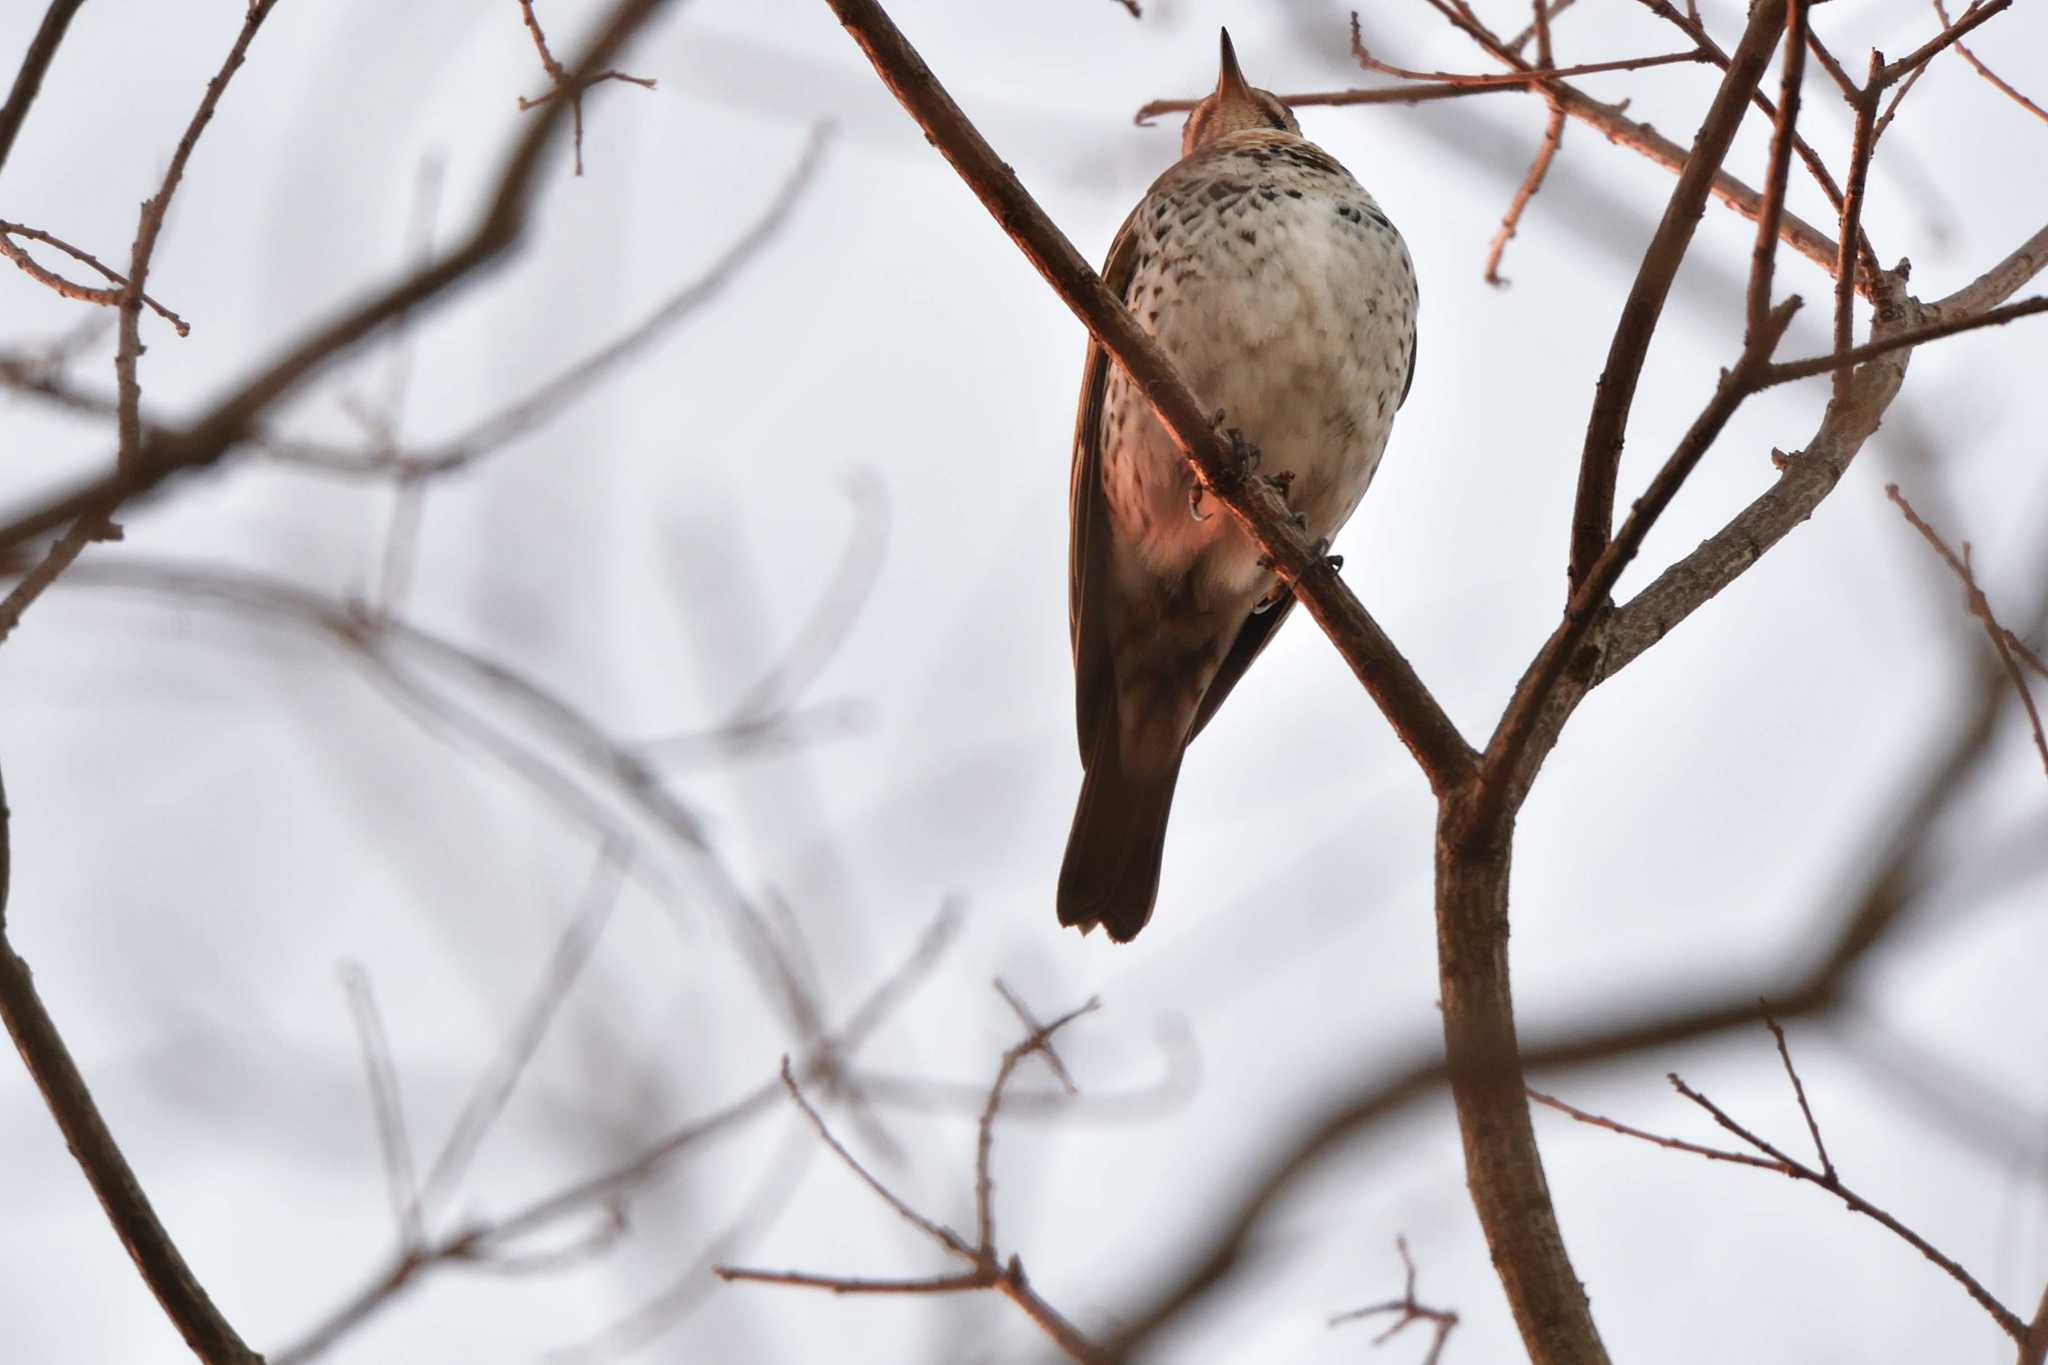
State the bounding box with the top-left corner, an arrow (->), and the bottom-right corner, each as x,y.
1562,0 -> 1790,594
1833,56 -> 1880,401
0,221 -> 189,332
515,0 -> 656,176
777,1055 -> 979,1258
1933,0 -> 2048,124
1763,1013 -> 1834,1179
1746,0 -> 1808,348
1548,1067 -> 2030,1338
1350,16 -> 1708,88
1328,1236 -> 1460,1365
1880,0 -> 2011,86
715,993 -> 1104,1362
1886,484 -> 2048,775
1765,294 -> 2048,385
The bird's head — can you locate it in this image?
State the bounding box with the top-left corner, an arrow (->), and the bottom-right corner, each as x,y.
1182,29 -> 1300,156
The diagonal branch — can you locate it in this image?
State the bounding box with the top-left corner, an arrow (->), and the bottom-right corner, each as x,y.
1565,0 -> 1788,593
1933,0 -> 2048,124
0,767 -> 264,1362
822,0 -> 1475,792
0,0 -> 87,178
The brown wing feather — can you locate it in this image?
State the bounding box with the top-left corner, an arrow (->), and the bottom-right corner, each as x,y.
1069,206 -> 1144,765
1187,594 -> 1297,742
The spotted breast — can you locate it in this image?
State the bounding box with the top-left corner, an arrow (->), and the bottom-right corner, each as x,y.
1060,30 -> 1418,942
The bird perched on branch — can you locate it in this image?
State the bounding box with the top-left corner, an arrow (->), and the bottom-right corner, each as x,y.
1059,30 -> 1418,942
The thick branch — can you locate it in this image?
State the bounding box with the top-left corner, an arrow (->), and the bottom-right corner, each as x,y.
822,0 -> 1475,792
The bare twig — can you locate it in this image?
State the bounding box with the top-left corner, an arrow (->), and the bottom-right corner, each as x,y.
1766,293 -> 2048,385
1832,54 -> 1881,401
1541,1027 -> 2028,1340
1763,1012 -> 1834,1179
1880,0 -> 2011,86
1564,0 -> 1789,594
1480,0 -> 1565,287
1350,14 -> 1708,88
715,994 -> 1104,1362
1746,0 -> 1808,348
515,0 -> 657,176
1886,484 -> 2048,775
1933,0 -> 2048,124
1328,1236 -> 1459,1365
0,221 -> 189,333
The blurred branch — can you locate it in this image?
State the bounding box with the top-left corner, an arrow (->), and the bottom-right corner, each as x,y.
515,0 -> 657,178
1328,1236 -> 1458,1365
263,125 -> 829,479
717,990 -> 1105,1363
0,767 -> 264,1362
0,0 -> 279,646
1100,566 -> 2044,1355
1536,1020 -> 2028,1339
0,0 -> 87,177
416,841 -> 631,1215
0,0 -> 680,555
339,963 -> 426,1251
822,0 -> 1476,794
274,904 -> 960,1365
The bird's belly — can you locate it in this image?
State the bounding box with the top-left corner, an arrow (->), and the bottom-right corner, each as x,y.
1100,191 -> 1415,596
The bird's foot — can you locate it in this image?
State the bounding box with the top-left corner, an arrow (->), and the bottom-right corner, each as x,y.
1311,537 -> 1344,576
1188,483 -> 1212,522
1265,469 -> 1296,501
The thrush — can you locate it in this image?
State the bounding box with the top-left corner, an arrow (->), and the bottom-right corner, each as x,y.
1059,30 -> 1419,942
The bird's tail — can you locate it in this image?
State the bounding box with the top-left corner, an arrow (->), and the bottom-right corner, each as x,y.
1057,728 -> 1183,943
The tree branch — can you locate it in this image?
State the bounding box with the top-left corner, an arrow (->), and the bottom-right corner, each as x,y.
821,0 -> 1475,793
0,0 -> 679,557
0,0 -> 87,178
0,767 -> 264,1361
1566,0 -> 1788,592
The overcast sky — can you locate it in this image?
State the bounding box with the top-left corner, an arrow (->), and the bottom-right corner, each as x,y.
2,1 -> 2046,1361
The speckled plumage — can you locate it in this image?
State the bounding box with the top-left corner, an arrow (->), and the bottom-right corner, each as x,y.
1060,35 -> 1418,942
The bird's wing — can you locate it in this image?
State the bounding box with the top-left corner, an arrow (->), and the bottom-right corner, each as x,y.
1187,592 -> 1297,742
1069,205 -> 1144,767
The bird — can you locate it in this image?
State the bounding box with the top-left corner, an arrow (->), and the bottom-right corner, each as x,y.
1058,29 -> 1419,942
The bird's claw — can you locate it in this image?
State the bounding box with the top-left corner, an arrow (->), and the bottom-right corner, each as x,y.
1188,483 -> 1212,522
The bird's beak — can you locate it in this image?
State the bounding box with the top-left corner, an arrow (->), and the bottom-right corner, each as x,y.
1216,28 -> 1252,104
